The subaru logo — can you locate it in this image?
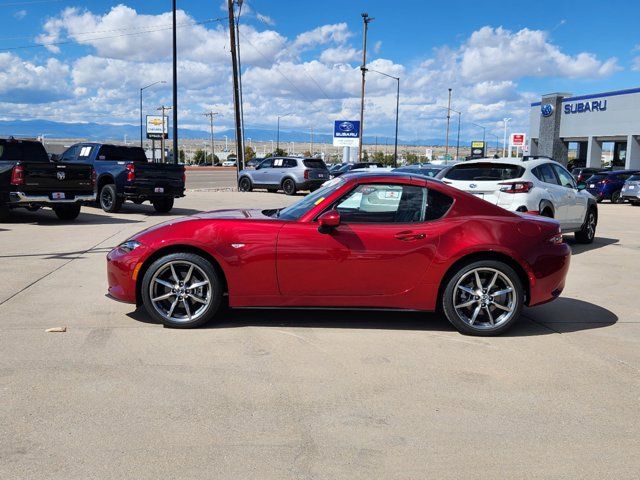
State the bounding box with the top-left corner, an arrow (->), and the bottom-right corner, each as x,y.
541,103 -> 554,117
56,171 -> 66,181
339,122 -> 354,132
469,183 -> 477,189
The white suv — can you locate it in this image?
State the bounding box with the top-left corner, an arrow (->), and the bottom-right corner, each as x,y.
440,157 -> 598,243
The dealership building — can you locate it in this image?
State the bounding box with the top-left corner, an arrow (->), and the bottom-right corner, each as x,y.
528,87 -> 640,169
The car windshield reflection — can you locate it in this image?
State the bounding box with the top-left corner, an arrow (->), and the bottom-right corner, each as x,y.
273,178 -> 345,220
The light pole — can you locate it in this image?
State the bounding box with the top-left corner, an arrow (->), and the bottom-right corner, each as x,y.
140,80 -> 166,147
445,88 -> 452,157
455,111 -> 461,161
224,135 -> 228,151
503,117 -> 512,157
436,105 -> 461,163
203,111 -> 218,165
471,122 -> 487,144
276,113 -> 291,152
157,105 -> 172,163
171,0 -> 178,164
488,133 -> 500,156
366,68 -> 400,168
270,140 -> 274,153
358,12 -> 374,162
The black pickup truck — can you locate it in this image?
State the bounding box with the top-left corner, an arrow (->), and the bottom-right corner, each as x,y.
0,138 -> 95,221
56,143 -> 185,213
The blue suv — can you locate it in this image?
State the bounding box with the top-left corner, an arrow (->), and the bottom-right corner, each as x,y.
585,170 -> 640,203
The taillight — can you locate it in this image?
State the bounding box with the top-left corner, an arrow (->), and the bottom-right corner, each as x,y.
304,170 -> 310,179
548,233 -> 564,245
91,168 -> 97,188
126,163 -> 135,182
10,165 -> 24,186
499,181 -> 533,194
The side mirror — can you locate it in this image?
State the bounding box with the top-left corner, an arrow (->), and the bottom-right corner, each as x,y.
577,182 -> 587,191
317,210 -> 341,234
50,154 -> 59,162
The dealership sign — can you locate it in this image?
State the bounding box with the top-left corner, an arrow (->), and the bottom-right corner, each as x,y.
510,133 -> 526,147
333,120 -> 360,147
146,115 -> 168,139
564,100 -> 607,115
470,141 -> 485,159
541,103 -> 554,117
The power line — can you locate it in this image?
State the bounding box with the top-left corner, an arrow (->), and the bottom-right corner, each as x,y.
0,0 -> 61,6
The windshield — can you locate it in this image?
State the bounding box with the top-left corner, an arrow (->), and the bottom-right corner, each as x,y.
627,175 -> 640,182
275,178 -> 345,220
587,174 -> 607,182
445,162 -> 524,181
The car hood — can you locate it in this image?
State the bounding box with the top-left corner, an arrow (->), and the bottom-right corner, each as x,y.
193,208 -> 275,220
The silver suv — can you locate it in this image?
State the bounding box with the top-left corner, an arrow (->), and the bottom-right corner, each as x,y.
238,157 -> 329,195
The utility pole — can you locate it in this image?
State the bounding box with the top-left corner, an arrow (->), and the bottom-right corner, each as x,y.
503,117 -> 512,157
445,88 -> 452,158
157,105 -> 172,163
172,0 -> 178,164
228,0 -> 244,179
203,111 -> 218,163
455,111 -> 461,160
358,12 -> 374,162
310,127 -> 314,157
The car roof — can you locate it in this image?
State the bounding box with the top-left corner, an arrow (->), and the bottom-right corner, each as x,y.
447,157 -> 559,169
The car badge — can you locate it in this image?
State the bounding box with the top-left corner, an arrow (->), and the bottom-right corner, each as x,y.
469,183 -> 477,188
57,171 -> 66,181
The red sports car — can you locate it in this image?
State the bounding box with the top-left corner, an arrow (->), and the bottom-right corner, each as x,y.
106,172 -> 571,336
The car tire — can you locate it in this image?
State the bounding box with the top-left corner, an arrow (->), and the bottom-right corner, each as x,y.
53,204 -> 81,221
611,190 -> 622,204
152,197 -> 174,213
99,184 -> 122,213
0,205 -> 10,222
238,176 -> 252,192
282,178 -> 297,196
630,200 -> 640,206
141,252 -> 222,328
442,260 -> 524,336
574,208 -> 597,244
540,208 -> 554,218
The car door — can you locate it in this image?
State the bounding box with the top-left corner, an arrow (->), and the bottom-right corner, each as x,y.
551,163 -> 584,227
276,181 -> 443,297
533,163 -> 569,225
252,158 -> 273,187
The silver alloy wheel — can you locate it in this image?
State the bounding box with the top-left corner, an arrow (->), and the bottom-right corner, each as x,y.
586,211 -> 596,239
452,267 -> 516,330
148,260 -> 211,323
101,188 -> 113,209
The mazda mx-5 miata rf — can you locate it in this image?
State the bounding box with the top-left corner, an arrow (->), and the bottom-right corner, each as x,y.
106,172 -> 571,336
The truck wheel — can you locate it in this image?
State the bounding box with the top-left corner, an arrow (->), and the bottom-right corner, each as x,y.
152,197 -> 174,213
53,204 -> 81,221
99,184 -> 122,213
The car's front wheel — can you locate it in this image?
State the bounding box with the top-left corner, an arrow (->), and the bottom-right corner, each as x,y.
141,252 -> 222,328
574,208 -> 597,244
442,260 -> 524,336
611,190 -> 623,204
238,176 -> 252,192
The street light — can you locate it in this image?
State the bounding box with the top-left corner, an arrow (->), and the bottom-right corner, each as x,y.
503,117 -> 512,157
488,133 -> 500,156
471,122 -> 487,144
365,68 -> 400,167
140,80 -> 166,147
436,105 -> 461,161
276,113 -> 291,152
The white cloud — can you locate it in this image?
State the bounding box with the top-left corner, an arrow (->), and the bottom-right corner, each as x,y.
319,47 -> 360,64
13,9 -> 27,20
632,57 -> 640,71
256,13 -> 275,26
292,23 -> 352,50
0,53 -> 71,103
459,26 -> 620,81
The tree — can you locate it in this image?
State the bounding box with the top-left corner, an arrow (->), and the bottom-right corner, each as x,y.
362,149 -> 369,161
179,149 -> 185,163
245,146 -> 256,160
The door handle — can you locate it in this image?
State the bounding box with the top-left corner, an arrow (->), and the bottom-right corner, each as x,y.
394,231 -> 426,241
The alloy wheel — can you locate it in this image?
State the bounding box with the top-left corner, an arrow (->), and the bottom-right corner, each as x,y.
586,212 -> 596,240
452,268 -> 516,330
148,260 -> 212,323
101,188 -> 113,210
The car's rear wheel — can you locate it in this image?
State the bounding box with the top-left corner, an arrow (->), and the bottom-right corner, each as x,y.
442,260 -> 524,336
141,253 -> 222,328
53,204 -> 81,221
238,176 -> 252,192
99,184 -> 122,213
282,178 -> 296,196
540,208 -> 553,218
574,208 -> 597,244
152,197 -> 174,213
611,190 -> 622,204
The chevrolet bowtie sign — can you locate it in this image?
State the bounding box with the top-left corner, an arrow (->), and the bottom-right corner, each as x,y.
146,115 -> 168,140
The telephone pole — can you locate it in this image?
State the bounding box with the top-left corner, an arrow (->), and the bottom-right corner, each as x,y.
445,88 -> 452,158
171,0 -> 178,164
157,105 -> 172,163
203,111 -> 219,163
228,0 -> 244,180
358,12 -> 374,162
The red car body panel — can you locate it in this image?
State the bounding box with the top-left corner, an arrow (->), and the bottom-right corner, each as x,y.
106,174 -> 571,311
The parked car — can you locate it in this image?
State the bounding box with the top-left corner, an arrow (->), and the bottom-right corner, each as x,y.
571,167 -> 605,183
393,164 -> 446,178
584,170 -> 640,203
238,157 -> 329,195
106,172 -> 571,336
59,143 -> 185,213
222,159 -> 237,167
330,162 -> 384,178
621,174 -> 640,206
440,157 -> 597,243
0,137 -> 95,221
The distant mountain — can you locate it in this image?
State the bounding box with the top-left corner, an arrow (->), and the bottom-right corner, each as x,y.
0,118 -> 455,146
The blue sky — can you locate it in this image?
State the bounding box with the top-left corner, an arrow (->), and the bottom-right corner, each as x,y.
1,0 -> 639,141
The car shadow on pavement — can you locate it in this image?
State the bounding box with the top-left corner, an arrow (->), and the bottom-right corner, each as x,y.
1,209 -> 143,225
0,246 -> 113,260
566,236 -> 619,255
126,297 -> 617,337
87,204 -> 203,217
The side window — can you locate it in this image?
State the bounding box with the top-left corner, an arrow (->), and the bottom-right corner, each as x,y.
284,159 -> 297,168
259,159 -> 273,169
77,146 -> 93,161
273,158 -> 285,168
334,183 -> 427,223
533,164 -> 559,185
60,146 -> 79,163
552,164 -> 576,189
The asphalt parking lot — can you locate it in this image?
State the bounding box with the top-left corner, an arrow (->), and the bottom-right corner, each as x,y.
1,192 -> 639,479
185,168 -> 238,190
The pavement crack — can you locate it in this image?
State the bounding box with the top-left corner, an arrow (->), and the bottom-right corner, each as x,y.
0,230 -> 123,308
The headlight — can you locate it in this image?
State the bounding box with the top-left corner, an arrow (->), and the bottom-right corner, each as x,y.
118,240 -> 142,253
